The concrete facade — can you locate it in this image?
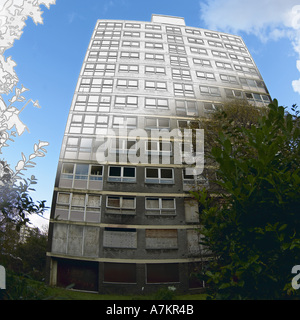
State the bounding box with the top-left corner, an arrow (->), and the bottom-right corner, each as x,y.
46,14 -> 270,294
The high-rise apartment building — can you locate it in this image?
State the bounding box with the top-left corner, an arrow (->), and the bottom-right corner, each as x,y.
46,14 -> 270,293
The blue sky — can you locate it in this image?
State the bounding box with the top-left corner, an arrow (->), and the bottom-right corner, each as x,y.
2,0 -> 300,228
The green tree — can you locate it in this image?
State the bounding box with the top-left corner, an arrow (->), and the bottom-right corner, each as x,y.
192,99 -> 300,300
15,227 -> 48,281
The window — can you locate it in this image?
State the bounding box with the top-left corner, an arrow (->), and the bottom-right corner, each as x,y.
69,114 -> 109,135
208,40 -> 223,48
196,71 -> 215,81
145,198 -> 176,215
119,64 -> 139,73
175,100 -> 198,116
123,31 -> 140,37
166,26 -> 182,34
245,92 -> 271,103
220,74 -> 238,84
172,68 -> 191,80
170,55 -> 189,67
106,196 -> 136,214
146,140 -> 172,155
193,58 -> 211,67
145,53 -> 164,61
90,165 -> 103,180
167,35 -> 184,43
145,229 -> 178,249
146,263 -> 179,283
97,22 -> 122,29
95,31 -> 121,39
224,43 -> 247,54
125,23 -> 141,28
145,98 -> 168,109
211,50 -> 228,59
240,78 -> 266,91
120,51 -> 140,59
145,32 -> 162,39
78,78 -> 113,93
190,47 -> 207,55
203,102 -> 222,112
145,66 -> 166,74
108,166 -> 136,182
234,65 -> 257,75
87,51 -> 118,62
116,79 -> 138,89
74,95 -> 111,113
55,192 -> 101,223
64,137 -> 100,160
145,42 -> 164,50
182,168 -> 207,183
229,53 -> 253,64
145,167 -> 174,184
188,37 -> 204,45
178,119 -> 199,130
215,61 -> 232,70
122,40 -> 140,47
168,44 -> 186,54
112,116 -> 137,129
200,85 -> 221,97
115,96 -> 138,108
103,227 -> 137,249
221,34 -> 242,43
186,28 -> 201,35
145,24 -> 162,30
174,83 -> 195,97
145,80 -> 167,90
111,138 -> 137,154
225,89 -> 243,99
205,31 -> 219,38
145,117 -> 170,130
83,63 -> 115,77
91,40 -> 119,50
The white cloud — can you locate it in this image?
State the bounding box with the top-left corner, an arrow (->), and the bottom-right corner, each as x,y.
199,0 -> 300,94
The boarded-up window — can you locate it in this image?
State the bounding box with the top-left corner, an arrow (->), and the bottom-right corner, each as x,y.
104,263 -> 136,283
103,228 -> 137,248
145,229 -> 178,249
146,263 -> 179,283
184,199 -> 199,223
187,230 -> 201,255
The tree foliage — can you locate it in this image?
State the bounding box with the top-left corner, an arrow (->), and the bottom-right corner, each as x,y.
192,99 -> 300,299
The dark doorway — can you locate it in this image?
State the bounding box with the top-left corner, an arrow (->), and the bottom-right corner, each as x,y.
57,259 -> 99,291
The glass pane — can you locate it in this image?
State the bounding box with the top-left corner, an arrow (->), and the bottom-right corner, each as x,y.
161,169 -> 173,179
109,166 -> 121,177
75,164 -> 89,175
146,168 -> 158,178
123,167 -> 135,177
62,163 -> 74,174
90,165 -> 103,176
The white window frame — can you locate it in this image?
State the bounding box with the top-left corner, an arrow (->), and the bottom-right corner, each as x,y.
108,166 -> 136,182
145,197 -> 176,215
145,167 -> 174,184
